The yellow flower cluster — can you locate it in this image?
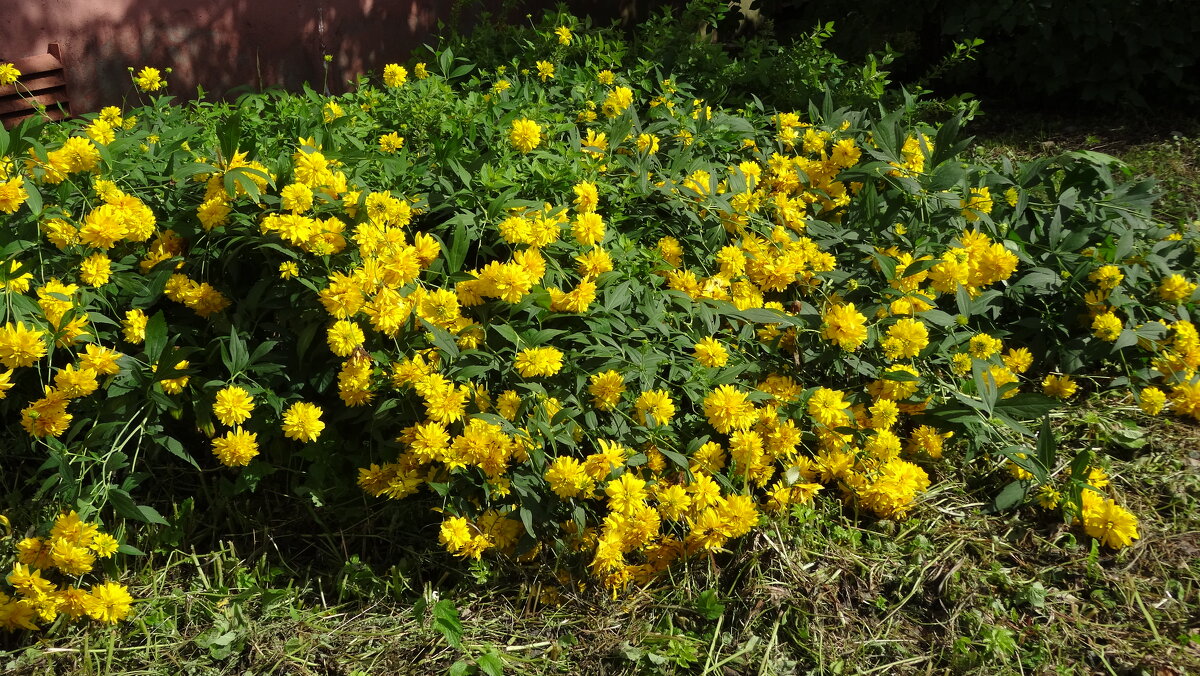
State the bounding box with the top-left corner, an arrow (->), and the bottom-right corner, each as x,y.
2,512 -> 134,630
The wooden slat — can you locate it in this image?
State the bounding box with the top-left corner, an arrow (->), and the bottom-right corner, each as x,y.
0,91 -> 69,116
9,53 -> 64,77
1,108 -> 68,127
0,73 -> 68,97
1,45 -> 69,129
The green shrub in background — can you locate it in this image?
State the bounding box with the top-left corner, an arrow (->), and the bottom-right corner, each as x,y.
757,0 -> 1200,108
441,0 -> 906,112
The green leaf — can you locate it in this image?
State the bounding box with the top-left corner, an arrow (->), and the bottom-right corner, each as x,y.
106,488 -> 169,525
736,308 -> 787,324
518,506 -> 535,538
438,47 -> 455,78
432,599 -> 463,649
172,162 -> 218,182
424,322 -> 460,361
998,445 -> 1046,483
994,393 -> 1058,421
989,481 -> 1027,513
493,324 -> 522,348
218,109 -> 243,162
144,311 -> 168,364
446,217 -> 470,274
476,652 -> 505,676
658,446 -> 690,470
695,589 -> 725,620
1012,267 -> 1061,292
920,309 -> 957,328
157,434 -> 199,469
227,326 -> 248,375
1036,416 -> 1056,472
1112,329 -> 1138,351
22,181 -> 42,216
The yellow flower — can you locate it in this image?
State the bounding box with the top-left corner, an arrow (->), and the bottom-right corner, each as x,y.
546,456 -> 593,499
281,183 -> 313,213
693,336 -> 729,367
1042,374 -> 1077,399
1080,491 -> 1139,549
89,532 -> 120,558
414,63 -> 429,79
158,357 -> 190,395
0,176 -> 29,214
213,385 -> 255,426
601,86 -> 633,118
120,309 -> 146,345
496,389 -> 521,420
881,318 -> 929,360
572,181 -> 599,213
327,320 -> 365,357
571,212 -> 604,246
703,385 -> 756,434
635,389 -> 675,426
1158,274 -> 1197,303
1088,265 -> 1124,291
279,261 -> 299,279
821,302 -> 868,351
0,62 -> 21,86
968,333 -> 1003,360
379,132 -> 405,153
86,582 -> 134,624
509,118 -> 542,153
1002,347 -> 1033,373
1035,485 -> 1060,509
554,26 -> 573,45
807,387 -> 850,429
960,187 -> 993,221
133,66 -> 166,92
1091,311 -> 1123,342
535,60 -> 555,81
569,247 -> 611,279
514,346 -> 563,377
281,402 -> 325,442
1,260 -> 32,293
588,370 -> 625,411
869,398 -> 900,429
1138,386 -> 1166,415
0,321 -> 48,369
1170,381 -> 1200,421
383,63 -> 408,87
323,101 -> 344,123
79,252 -> 112,286
54,363 -> 99,398
79,343 -> 124,374
211,427 -> 259,466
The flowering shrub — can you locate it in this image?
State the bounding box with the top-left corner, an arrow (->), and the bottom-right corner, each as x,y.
0,17 -> 1196,602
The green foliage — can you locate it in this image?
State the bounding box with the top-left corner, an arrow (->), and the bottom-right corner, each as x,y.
440,0 -> 900,112
762,0 -> 1200,108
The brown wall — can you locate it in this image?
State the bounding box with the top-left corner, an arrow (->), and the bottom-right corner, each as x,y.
1,0 -> 643,114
